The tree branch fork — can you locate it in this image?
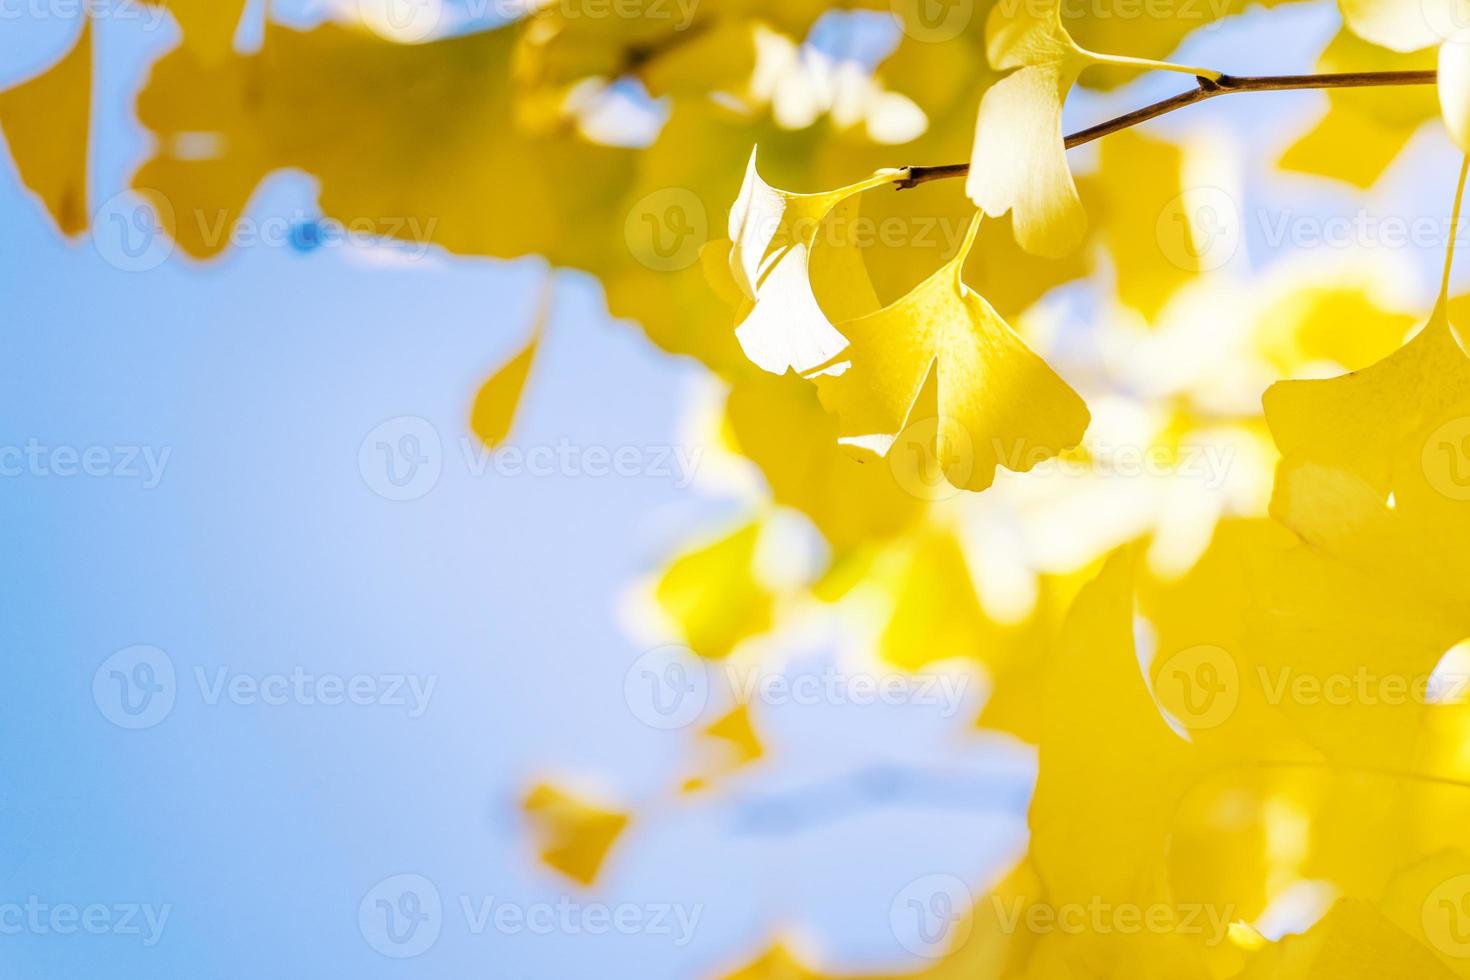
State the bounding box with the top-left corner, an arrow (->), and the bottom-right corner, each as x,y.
894,69 -> 1438,190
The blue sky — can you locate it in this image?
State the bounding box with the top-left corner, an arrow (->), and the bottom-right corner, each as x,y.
1,3 -> 1465,977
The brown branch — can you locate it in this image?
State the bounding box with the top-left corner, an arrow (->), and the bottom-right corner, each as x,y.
893,70 -> 1438,190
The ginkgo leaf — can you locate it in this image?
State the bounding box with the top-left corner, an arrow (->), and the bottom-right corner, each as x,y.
1255,306 -> 1470,767
682,703 -> 765,792
133,22 -> 635,263
522,782 -> 630,887
1337,0 -> 1470,152
1253,283 -> 1417,374
469,287 -> 548,449
878,528 -> 989,672
146,0 -> 248,62
703,703 -> 762,764
724,149 -> 892,375
815,213 -> 1090,493
1031,550 -> 1204,976
723,374 -> 922,555
0,19 -> 91,236
966,2 -> 1096,257
655,521 -> 774,659
1080,129 -> 1202,320
1441,40 -> 1470,151
1279,31 -> 1437,189
968,0 -> 1222,256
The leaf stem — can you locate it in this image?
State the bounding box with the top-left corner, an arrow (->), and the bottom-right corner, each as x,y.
1083,50 -> 1223,82
1441,154 -> 1470,304
894,70 -> 1438,190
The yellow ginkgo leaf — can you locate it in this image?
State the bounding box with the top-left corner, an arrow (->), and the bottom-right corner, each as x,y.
1338,0 -> 1470,152
1441,40 -> 1470,151
966,2 -> 1096,258
133,22 -> 635,263
878,528 -> 989,672
815,214 -> 1090,493
969,0 -> 1219,256
655,521 -> 774,659
1079,129 -> 1201,321
682,703 -> 764,792
725,150 -> 893,374
0,19 -> 91,237
1279,31 -> 1437,189
469,288 -> 548,449
723,374 -> 922,555
1031,552 -> 1203,968
1253,282 -> 1417,374
522,782 -> 630,887
1254,306 -> 1470,768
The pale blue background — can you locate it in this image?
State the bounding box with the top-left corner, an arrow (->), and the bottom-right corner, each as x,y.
0,3 -> 1461,977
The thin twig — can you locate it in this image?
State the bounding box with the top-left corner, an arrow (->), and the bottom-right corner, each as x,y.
894,70 -> 1437,190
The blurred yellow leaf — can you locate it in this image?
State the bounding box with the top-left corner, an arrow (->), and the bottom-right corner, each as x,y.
1080,129 -> 1201,321
469,289 -> 547,450
724,374 -> 923,555
878,528 -> 988,672
655,521 -> 775,659
0,19 -> 91,236
1278,32 -> 1436,188
147,0 -> 248,62
522,782 -> 630,887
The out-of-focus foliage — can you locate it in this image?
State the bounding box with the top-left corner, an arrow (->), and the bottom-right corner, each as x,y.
6,0 -> 1470,976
